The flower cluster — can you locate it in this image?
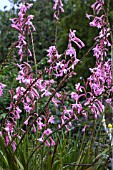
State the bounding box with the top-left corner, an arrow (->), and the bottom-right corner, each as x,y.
1,3 -> 56,149
10,3 -> 35,61
53,0 -> 64,20
59,0 -> 112,124
87,0 -> 112,101
88,61 -> 111,96
46,29 -> 85,77
3,60 -> 56,149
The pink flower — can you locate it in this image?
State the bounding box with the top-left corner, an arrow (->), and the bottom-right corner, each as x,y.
11,141 -> 16,152
33,124 -> 36,133
49,137 -> 55,146
72,103 -> 82,114
82,111 -> 87,118
36,118 -> 45,130
53,0 -> 58,10
47,46 -> 61,63
66,46 -> 76,57
75,83 -> 83,92
71,92 -> 79,102
53,0 -> 64,20
24,104 -> 32,114
41,89 -> 51,97
52,97 -> 60,108
45,140 -> 50,146
0,83 -> 6,97
82,125 -> 86,132
14,106 -> 22,119
4,121 -> 13,133
5,136 -> 10,146
90,15 -> 105,28
69,29 -> 85,49
0,131 -> 2,137
13,86 -> 26,99
86,13 -> 93,19
24,116 -> 32,125
44,128 -> 52,136
106,98 -> 111,104
91,0 -> 104,14
48,116 -> 54,124
30,87 -> 40,99
38,137 -> 43,142
26,3 -> 33,9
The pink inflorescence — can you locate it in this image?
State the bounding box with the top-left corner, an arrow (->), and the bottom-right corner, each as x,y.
53,0 -> 64,20
46,29 -> 85,77
10,3 -> 35,61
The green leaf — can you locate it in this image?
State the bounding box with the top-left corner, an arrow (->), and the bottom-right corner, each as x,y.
0,150 -> 8,168
52,160 -> 61,170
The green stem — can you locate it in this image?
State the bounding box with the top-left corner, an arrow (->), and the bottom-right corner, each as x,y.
30,29 -> 37,76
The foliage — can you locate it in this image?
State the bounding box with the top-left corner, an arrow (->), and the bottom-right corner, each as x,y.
0,117 -> 111,170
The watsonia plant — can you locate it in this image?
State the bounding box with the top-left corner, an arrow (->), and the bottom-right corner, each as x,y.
0,0 -> 113,169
